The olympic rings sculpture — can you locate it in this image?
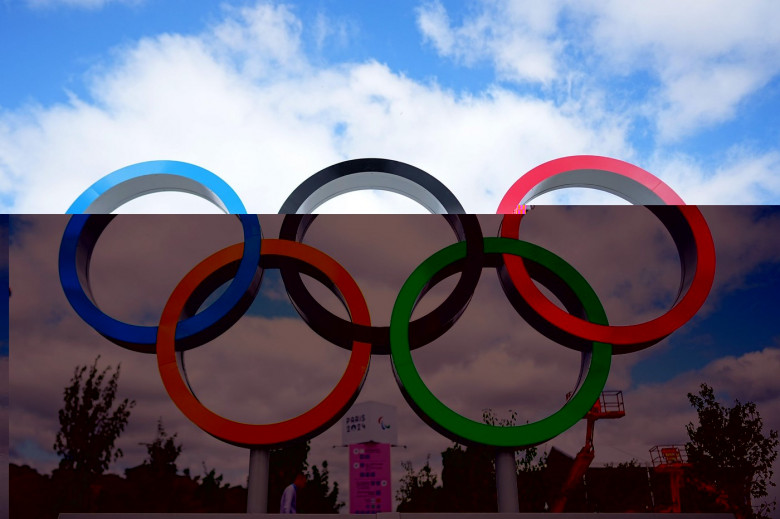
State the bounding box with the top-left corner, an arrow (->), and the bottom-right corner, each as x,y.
59,155 -> 716,449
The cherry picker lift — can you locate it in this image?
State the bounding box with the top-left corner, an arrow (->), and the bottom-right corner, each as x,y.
550,390 -> 626,513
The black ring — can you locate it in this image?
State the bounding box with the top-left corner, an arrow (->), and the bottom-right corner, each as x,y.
278,158 -> 466,214
277,214 -> 484,354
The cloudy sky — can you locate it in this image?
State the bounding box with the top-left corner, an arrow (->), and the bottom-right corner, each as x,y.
1,1 -> 780,212
2,0 -> 780,515
7,209 -> 780,513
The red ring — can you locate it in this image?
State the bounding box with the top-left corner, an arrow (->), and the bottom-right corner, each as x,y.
496,155 -> 714,350
157,240 -> 371,447
497,155 -> 685,211
499,207 -> 716,350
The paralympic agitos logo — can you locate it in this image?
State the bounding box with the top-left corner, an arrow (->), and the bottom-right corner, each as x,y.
58,155 -> 716,451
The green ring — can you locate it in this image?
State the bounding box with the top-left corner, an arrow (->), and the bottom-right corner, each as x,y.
390,237 -> 613,448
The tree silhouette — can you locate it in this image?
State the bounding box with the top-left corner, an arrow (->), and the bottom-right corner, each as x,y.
139,418 -> 182,477
396,456 -> 441,512
686,383 -> 779,519
54,356 -> 135,476
122,419 -> 184,512
52,356 -> 135,512
300,460 -> 345,513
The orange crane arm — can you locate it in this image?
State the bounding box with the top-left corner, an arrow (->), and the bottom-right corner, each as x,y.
550,417 -> 596,513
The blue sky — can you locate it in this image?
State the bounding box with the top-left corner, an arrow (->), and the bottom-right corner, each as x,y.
0,1 -> 549,108
1,0 -> 780,211
1,0 -> 449,106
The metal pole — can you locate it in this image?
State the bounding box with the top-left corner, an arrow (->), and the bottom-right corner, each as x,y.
495,448 -> 519,512
247,447 -> 270,514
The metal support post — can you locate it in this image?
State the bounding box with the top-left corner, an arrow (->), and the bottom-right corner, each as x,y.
247,447 -> 270,514
495,448 -> 519,512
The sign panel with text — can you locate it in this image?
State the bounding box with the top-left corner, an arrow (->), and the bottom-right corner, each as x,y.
349,442 -> 392,514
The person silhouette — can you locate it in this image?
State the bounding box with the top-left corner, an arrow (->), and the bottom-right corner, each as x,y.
280,472 -> 307,514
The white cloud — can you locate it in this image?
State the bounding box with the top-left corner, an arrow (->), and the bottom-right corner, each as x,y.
0,2 -> 635,213
649,151 -> 780,204
416,0 -> 780,141
656,64 -> 770,140
209,3 -> 306,78
1,0 -> 779,211
580,0 -> 780,141
416,1 -> 454,55
416,0 -> 563,84
312,10 -> 354,52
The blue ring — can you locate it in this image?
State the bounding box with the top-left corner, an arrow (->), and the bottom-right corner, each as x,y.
62,160 -> 261,352
66,160 -> 246,214
59,214 -> 262,353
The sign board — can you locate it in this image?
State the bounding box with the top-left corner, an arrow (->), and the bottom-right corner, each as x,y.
349,442 -> 392,514
341,401 -> 398,445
